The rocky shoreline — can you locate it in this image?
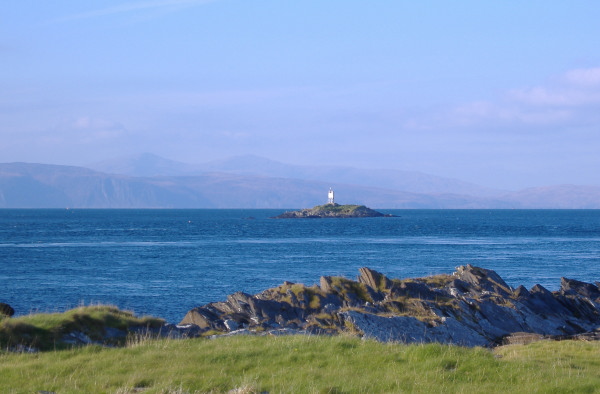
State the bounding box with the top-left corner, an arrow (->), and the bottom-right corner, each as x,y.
2,265 -> 599,350
178,265 -> 600,347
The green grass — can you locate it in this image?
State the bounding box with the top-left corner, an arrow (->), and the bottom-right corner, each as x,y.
314,203 -> 361,211
1,335 -> 599,393
2,307 -> 599,392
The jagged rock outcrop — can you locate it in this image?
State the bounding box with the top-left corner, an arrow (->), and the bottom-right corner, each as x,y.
180,265 -> 600,346
273,203 -> 394,218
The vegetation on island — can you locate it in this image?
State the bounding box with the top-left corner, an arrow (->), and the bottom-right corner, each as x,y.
274,203 -> 394,218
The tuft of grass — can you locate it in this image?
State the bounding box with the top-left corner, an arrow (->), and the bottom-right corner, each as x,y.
0,335 -> 599,393
306,313 -> 341,332
378,296 -> 440,322
418,274 -> 454,288
273,283 -> 325,311
327,277 -> 372,304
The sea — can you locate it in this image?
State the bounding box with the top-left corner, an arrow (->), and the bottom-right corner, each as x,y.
1,209 -> 599,323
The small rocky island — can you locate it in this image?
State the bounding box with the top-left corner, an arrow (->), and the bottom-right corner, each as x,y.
273,188 -> 395,218
273,203 -> 394,218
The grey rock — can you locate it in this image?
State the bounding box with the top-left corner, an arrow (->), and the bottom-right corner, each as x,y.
62,331 -> 93,345
358,267 -> 391,291
513,285 -> 530,298
340,310 -> 489,347
180,265 -> 600,347
322,303 -> 339,313
128,323 -> 204,340
179,307 -> 224,330
394,281 -> 440,301
455,264 -> 513,296
224,319 -> 240,331
560,277 -> 600,299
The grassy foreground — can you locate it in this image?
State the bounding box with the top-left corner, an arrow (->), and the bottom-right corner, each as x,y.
1,335 -> 599,393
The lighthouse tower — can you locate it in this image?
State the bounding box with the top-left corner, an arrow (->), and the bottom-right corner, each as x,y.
327,188 -> 335,204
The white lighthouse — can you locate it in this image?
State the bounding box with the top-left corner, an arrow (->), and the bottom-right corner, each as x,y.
327,188 -> 335,204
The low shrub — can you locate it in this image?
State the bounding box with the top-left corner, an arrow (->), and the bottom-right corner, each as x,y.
0,305 -> 164,351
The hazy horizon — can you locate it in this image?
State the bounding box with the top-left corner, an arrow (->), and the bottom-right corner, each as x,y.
2,2 -> 600,190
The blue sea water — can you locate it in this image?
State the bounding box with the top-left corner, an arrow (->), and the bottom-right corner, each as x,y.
1,209 -> 599,323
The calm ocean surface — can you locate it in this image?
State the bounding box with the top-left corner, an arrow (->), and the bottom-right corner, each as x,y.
1,209 -> 599,323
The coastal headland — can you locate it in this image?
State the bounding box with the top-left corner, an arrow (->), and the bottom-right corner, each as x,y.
2,265 -> 599,351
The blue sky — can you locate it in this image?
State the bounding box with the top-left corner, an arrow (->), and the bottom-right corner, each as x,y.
2,1 -> 600,189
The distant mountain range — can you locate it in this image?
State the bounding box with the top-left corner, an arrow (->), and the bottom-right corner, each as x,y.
89,153 -> 502,197
1,154 -> 599,209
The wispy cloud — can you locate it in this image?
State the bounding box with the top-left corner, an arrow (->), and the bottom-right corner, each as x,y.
509,87 -> 594,107
509,68 -> 600,108
44,117 -> 124,147
407,67 -> 600,131
565,67 -> 600,86
52,0 -> 217,23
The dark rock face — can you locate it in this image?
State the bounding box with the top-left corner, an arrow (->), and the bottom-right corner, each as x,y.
560,277 -> 600,299
180,265 -> 600,346
0,303 -> 15,317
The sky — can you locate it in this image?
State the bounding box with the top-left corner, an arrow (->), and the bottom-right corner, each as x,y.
1,1 -> 600,190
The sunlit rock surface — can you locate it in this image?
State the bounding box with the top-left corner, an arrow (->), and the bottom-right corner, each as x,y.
180,265 -> 600,346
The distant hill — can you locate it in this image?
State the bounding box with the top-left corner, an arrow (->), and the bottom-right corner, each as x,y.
89,153 -> 504,197
0,163 -> 210,208
2,161 -> 600,209
89,153 -> 202,177
0,162 -> 484,209
500,185 -> 600,209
